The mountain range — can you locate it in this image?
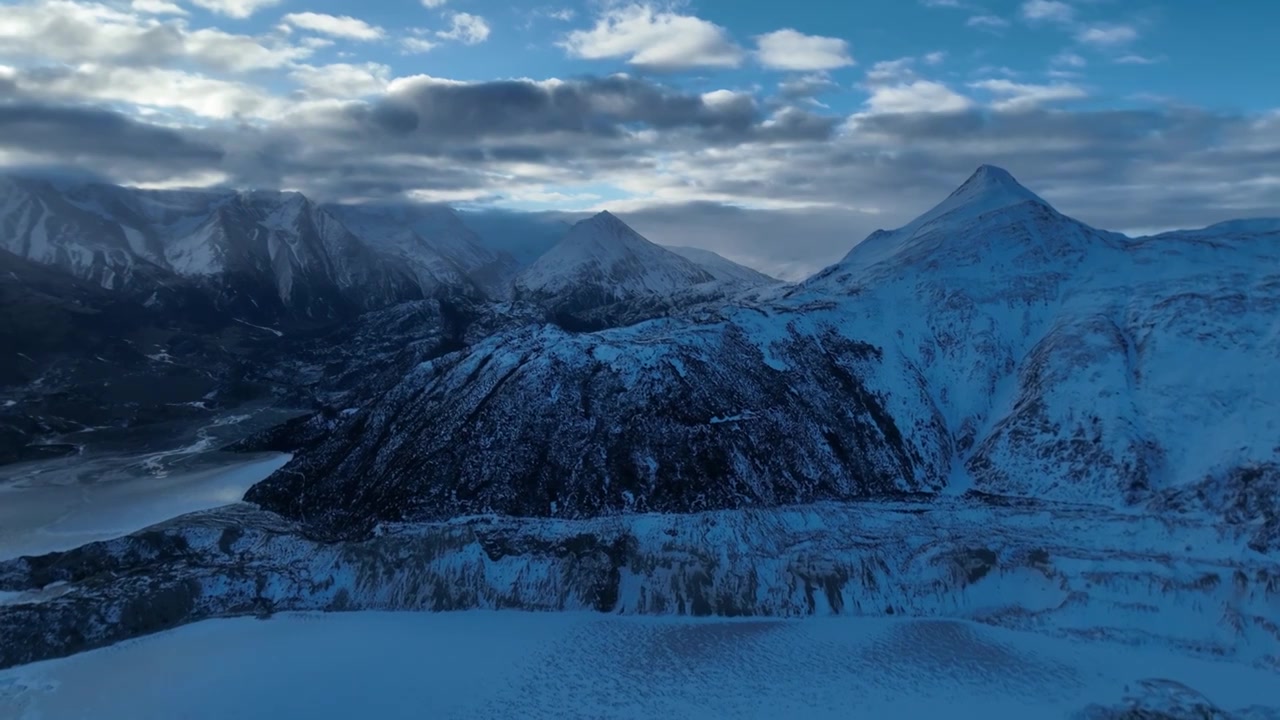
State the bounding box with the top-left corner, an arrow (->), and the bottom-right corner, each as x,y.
2,165 -> 1279,675
238,166 -> 1279,555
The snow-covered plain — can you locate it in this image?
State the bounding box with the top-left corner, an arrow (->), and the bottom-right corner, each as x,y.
0,452 -> 289,561
1,611 -> 1277,719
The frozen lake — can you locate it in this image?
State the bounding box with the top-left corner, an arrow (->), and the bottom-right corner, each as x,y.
0,451 -> 290,560
2,611 -> 1277,719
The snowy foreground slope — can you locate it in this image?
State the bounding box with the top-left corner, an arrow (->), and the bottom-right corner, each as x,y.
4,611 -> 1279,720
2,496 -> 1279,671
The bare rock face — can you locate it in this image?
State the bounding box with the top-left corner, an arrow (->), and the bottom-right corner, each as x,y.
244,316 -> 950,538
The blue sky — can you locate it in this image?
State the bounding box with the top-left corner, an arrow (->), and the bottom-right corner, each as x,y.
170,0 -> 1280,113
1,0 -> 1277,275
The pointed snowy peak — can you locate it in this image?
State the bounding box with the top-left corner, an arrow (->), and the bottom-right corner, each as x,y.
514,210 -> 715,305
953,165 -> 1044,201
561,210 -> 648,247
918,165 -> 1051,225
813,165 -> 1101,284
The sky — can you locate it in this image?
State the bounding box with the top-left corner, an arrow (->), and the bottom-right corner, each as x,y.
1,0 -> 1278,278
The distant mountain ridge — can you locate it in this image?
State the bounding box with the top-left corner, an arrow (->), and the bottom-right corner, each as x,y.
0,176 -> 520,322
1,176 -> 777,325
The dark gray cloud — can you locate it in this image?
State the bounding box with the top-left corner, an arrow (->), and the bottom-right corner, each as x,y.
353,74 -> 826,143
776,74 -> 839,101
0,102 -> 224,165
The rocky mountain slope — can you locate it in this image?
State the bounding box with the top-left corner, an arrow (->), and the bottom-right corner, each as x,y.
247,166 -> 1280,553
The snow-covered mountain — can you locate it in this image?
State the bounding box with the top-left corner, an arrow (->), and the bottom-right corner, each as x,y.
512,211 -> 717,314
0,177 -> 159,292
323,203 -> 519,299
0,177 -> 529,322
247,166 -> 1280,555
5,165 -> 1280,681
802,165 -> 1280,516
664,245 -> 779,286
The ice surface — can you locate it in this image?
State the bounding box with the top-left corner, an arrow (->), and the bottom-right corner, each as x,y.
1,611 -> 1276,719
0,453 -> 290,560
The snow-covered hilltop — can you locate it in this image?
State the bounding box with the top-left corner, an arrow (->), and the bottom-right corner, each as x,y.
513,211 -> 717,310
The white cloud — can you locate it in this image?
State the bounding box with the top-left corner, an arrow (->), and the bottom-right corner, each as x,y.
290,63 -> 390,98
188,0 -> 280,19
420,0 -> 448,7
282,12 -> 386,41
966,15 -> 1009,30
1076,24 -> 1138,46
548,8 -> 575,22
401,36 -> 438,54
1052,51 -> 1087,67
862,81 -> 973,115
701,89 -> 755,113
560,3 -> 743,70
131,0 -> 186,15
970,78 -> 1087,110
12,64 -> 285,119
865,58 -> 918,85
1020,0 -> 1074,24
436,12 -> 490,44
0,1 -> 310,73
754,29 -> 853,72
184,28 -> 313,72
1114,53 -> 1161,65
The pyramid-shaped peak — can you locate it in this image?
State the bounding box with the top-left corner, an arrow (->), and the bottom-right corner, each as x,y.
566,210 -> 645,241
970,164 -> 1019,184
578,210 -> 629,229
907,164 -> 1051,228
948,165 -> 1045,207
